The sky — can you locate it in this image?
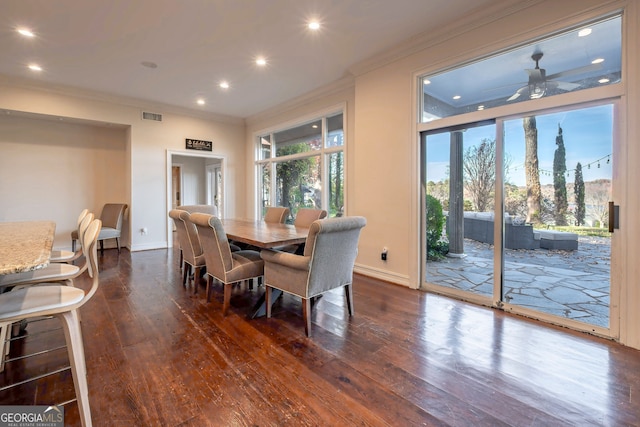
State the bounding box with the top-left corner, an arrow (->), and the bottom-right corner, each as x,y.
425,104 -> 613,187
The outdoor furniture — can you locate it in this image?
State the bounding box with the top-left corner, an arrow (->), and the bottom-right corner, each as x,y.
261,216 -> 366,336
536,230 -> 579,250
460,212 -> 540,250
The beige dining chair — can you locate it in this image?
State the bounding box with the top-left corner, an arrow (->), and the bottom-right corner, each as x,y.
190,213 -> 264,316
264,206 -> 290,223
277,208 -> 328,254
0,213 -> 96,290
97,203 -> 127,255
169,209 -> 207,293
261,216 -> 366,336
53,208 -> 90,263
0,217 -> 101,427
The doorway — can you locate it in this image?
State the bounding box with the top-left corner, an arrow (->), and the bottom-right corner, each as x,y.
166,150 -> 225,248
422,103 -> 616,335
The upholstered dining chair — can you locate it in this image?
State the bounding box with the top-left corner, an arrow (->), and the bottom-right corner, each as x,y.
169,209 -> 207,293
264,206 -> 290,224
277,208 -> 328,254
0,213 -> 96,290
53,208 -> 90,263
260,216 -> 366,336
190,213 -> 264,316
0,217 -> 101,427
97,203 -> 127,255
178,204 -> 218,216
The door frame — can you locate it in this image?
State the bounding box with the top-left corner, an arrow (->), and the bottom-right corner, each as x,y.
166,149 -> 226,249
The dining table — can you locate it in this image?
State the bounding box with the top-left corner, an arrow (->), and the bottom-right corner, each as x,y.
0,221 -> 56,276
219,218 -> 310,318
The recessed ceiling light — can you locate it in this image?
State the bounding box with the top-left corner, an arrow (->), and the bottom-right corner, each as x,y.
308,21 -> 320,30
598,78 -> 610,84
28,64 -> 42,72
477,105 -> 485,110
592,58 -> 605,64
196,99 -> 205,105
311,124 -> 318,129
17,28 -> 35,38
423,79 -> 431,85
578,28 -> 592,37
219,81 -> 230,89
452,95 -> 461,100
256,57 -> 267,66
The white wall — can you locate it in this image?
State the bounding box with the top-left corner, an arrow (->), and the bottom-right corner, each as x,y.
0,79 -> 246,252
0,114 -> 127,249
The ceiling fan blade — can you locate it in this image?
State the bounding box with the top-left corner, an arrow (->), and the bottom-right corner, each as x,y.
507,86 -> 527,101
546,63 -> 602,80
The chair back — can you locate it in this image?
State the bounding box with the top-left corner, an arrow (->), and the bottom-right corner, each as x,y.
77,209 -> 90,227
305,216 -> 366,297
169,209 -> 203,263
77,212 -> 95,251
80,218 -> 102,302
294,208 -> 327,228
190,213 -> 234,282
264,206 -> 290,223
100,203 -> 127,232
178,204 -> 218,216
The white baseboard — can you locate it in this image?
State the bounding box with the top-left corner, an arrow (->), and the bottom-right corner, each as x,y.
129,242 -> 167,252
354,263 -> 412,288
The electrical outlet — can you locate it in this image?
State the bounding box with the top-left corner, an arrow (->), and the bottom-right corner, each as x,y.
381,247 -> 388,261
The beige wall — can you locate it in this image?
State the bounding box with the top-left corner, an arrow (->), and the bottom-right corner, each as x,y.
0,114 -> 127,249
0,80 -> 246,251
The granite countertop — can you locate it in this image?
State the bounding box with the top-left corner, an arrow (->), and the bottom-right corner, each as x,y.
0,221 -> 56,275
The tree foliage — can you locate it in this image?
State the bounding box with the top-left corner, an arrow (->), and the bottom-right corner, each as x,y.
276,143 -> 316,216
463,138 -> 496,212
553,125 -> 568,225
426,194 -> 449,260
574,162 -> 586,226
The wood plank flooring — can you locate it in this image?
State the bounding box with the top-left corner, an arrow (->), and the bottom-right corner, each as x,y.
1,243 -> 639,426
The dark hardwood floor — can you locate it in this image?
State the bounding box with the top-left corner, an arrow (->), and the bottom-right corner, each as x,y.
1,243 -> 640,426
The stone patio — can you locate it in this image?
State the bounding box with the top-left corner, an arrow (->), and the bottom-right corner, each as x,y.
425,236 -> 611,328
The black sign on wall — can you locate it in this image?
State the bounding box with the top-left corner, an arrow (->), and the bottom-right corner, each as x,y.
185,138 -> 213,151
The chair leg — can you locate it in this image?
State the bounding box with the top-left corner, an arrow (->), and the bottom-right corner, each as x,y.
345,284 -> 354,316
0,322 -> 10,372
193,267 -> 201,294
99,240 -> 104,256
72,239 -> 77,252
302,298 -> 312,337
182,264 -> 191,287
59,310 -> 92,427
265,286 -> 272,318
116,238 -> 121,254
223,283 -> 232,316
206,276 -> 213,303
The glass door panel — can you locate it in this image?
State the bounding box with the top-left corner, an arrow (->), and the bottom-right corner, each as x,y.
424,123 -> 496,299
502,105 -> 612,328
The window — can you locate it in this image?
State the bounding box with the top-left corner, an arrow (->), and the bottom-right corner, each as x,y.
421,15 -> 621,121
256,111 -> 345,221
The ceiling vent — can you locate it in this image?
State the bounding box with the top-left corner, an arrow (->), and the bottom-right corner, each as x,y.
141,111 -> 163,122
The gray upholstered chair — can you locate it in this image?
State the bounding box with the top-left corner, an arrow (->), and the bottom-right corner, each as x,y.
190,213 -> 264,316
260,216 -> 366,336
97,203 -> 127,255
264,206 -> 290,223
69,208 -> 90,252
169,209 -> 207,293
178,204 -> 218,216
279,208 -> 328,254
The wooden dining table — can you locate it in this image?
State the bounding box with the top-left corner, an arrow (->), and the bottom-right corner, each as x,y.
0,221 -> 56,275
219,218 -> 310,318
220,218 -> 308,249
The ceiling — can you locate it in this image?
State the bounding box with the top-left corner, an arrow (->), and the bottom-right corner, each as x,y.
1,0 -> 500,119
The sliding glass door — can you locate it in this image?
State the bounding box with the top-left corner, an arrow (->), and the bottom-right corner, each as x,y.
422,103 -> 614,332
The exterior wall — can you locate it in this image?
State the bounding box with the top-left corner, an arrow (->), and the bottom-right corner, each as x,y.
0,80 -> 245,251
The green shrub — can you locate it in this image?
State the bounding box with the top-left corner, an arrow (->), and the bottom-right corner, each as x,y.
426,195 -> 449,260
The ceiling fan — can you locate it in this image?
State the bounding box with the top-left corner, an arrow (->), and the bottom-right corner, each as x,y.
507,51 -> 600,101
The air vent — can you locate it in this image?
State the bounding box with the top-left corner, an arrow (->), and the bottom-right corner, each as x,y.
142,111 -> 163,122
